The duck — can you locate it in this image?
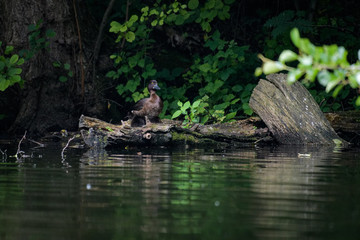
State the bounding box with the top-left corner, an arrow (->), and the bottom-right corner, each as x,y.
129,80 -> 163,127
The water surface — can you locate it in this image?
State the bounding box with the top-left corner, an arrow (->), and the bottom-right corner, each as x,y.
0,142 -> 359,240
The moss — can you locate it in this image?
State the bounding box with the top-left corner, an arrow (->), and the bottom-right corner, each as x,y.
171,132 -> 199,143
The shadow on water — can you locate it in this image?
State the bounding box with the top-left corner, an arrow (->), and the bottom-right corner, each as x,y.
0,141 -> 360,240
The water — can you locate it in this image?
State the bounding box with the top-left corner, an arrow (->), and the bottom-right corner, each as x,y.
0,142 -> 360,240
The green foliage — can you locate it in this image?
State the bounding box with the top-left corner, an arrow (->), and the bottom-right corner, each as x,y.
20,19 -> 55,60
0,19 -> 56,92
107,0 -> 252,122
171,95 -> 238,127
53,61 -> 73,82
0,41 -> 25,91
264,10 -> 312,38
256,28 -> 360,107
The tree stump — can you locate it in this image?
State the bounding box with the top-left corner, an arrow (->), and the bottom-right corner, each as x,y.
249,73 -> 348,146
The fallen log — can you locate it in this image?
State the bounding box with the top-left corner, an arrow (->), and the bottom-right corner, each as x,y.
249,73 -> 348,146
78,115 -> 270,148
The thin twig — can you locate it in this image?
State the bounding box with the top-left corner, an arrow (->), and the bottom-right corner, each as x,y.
28,139 -> 45,148
120,0 -> 131,49
61,135 -> 76,160
0,149 -> 7,161
92,0 -> 116,84
73,0 -> 85,98
16,131 -> 27,158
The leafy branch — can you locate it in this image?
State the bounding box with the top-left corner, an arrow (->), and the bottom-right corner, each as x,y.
256,28 -> 360,106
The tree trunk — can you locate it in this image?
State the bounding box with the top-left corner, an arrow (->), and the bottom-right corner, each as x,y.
0,0 -> 102,136
249,73 -> 348,146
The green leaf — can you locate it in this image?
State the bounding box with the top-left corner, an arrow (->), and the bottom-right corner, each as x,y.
325,79 -> 340,93
279,50 -> 298,63
8,67 -> 22,76
356,96 -> 360,106
287,69 -> 303,84
198,63 -> 211,72
106,71 -> 116,78
262,61 -> 284,74
232,85 -> 243,92
46,29 -> 56,38
9,75 -> 21,83
125,31 -> 136,42
17,58 -> 25,66
9,54 -> 19,64
332,85 -> 344,98
192,99 -> 201,108
172,110 -> 182,119
59,76 -> 68,82
305,68 -> 319,82
182,101 -> 191,111
138,59 -> 145,68
151,20 -> 158,27
177,101 -> 183,107
0,78 -> 10,91
109,21 -> 122,32
116,84 -> 125,95
231,98 -> 240,105
28,24 -> 37,32
64,63 -> 70,70
5,46 -> 14,55
129,15 -> 139,24
0,62 -> 5,71
254,67 -> 262,77
318,70 -> 331,87
68,71 -> 73,77
188,0 -> 199,10
225,111 -> 237,121
290,28 -> 300,48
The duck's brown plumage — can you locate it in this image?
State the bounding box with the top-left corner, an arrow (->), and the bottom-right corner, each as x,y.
130,80 -> 163,127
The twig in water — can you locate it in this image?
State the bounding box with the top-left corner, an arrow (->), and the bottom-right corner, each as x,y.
61,135 -> 76,160
28,139 -> 45,148
16,131 -> 27,159
0,149 -> 7,161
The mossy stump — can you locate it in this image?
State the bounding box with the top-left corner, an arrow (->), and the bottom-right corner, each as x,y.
249,73 -> 348,146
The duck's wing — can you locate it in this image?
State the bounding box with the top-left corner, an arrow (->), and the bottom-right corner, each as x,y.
132,98 -> 147,111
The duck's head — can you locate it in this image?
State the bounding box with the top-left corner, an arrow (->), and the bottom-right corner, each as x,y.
148,80 -> 160,92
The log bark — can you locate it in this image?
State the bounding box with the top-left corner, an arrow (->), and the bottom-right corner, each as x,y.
249,73 -> 348,146
78,115 -> 270,148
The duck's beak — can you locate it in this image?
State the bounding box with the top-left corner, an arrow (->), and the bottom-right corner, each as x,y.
153,84 -> 161,90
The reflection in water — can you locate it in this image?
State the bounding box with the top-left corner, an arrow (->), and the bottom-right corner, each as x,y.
0,143 -> 359,239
